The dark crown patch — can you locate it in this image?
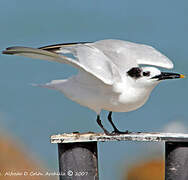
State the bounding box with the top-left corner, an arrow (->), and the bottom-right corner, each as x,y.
127,67 -> 142,79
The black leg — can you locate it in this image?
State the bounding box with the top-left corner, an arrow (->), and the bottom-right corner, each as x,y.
96,115 -> 110,135
107,111 -> 129,134
108,111 -> 119,132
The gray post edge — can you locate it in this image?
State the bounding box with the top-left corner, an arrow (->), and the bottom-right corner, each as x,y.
165,142 -> 188,180
58,142 -> 98,180
51,132 -> 188,143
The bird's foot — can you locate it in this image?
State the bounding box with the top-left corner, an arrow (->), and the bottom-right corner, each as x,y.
103,129 -> 132,136
72,131 -> 80,134
110,129 -> 131,135
103,130 -> 113,136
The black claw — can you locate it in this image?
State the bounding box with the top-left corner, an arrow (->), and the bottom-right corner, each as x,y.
111,130 -> 132,135
72,131 -> 79,134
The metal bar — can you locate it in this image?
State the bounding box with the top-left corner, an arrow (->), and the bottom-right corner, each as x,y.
165,141 -> 188,180
58,141 -> 98,180
51,132 -> 188,144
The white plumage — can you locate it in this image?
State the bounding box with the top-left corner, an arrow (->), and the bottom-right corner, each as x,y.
3,39 -> 183,134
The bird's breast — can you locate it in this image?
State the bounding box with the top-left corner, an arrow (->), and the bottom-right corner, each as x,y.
103,83 -> 153,112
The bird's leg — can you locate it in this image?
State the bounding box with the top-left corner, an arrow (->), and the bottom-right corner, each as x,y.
108,111 -> 119,132
107,111 -> 130,134
96,115 -> 111,135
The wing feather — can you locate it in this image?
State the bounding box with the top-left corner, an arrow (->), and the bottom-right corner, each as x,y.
40,43 -> 122,83
93,39 -> 174,69
42,40 -> 174,71
2,46 -> 114,85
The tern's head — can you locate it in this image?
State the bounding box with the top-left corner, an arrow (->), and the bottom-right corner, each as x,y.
127,66 -> 184,88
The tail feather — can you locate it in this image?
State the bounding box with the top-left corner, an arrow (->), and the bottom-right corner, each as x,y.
31,79 -> 66,90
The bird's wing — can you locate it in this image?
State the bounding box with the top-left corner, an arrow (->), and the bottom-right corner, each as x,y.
44,40 -> 173,73
40,43 -> 122,82
2,46 -> 121,85
92,39 -> 174,70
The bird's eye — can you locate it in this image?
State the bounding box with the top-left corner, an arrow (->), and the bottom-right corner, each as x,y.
143,71 -> 150,77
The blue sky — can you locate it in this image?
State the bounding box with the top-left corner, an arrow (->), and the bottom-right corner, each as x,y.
0,0 -> 188,179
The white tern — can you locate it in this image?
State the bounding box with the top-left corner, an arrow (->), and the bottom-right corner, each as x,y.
2,39 -> 185,135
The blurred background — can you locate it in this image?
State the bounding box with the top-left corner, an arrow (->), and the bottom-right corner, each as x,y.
0,0 -> 188,179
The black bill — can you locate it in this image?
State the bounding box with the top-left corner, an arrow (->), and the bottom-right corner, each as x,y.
152,72 -> 185,80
